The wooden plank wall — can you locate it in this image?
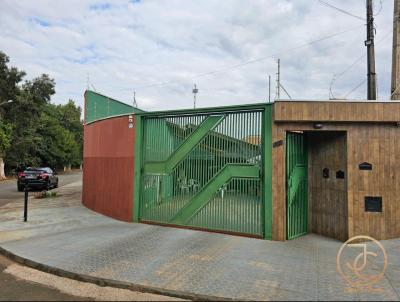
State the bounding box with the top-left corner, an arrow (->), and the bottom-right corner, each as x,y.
274,101 -> 400,122
307,132 -> 348,241
83,115 -> 135,222
272,116 -> 400,241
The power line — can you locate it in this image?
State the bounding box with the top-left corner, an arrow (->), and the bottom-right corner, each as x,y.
316,0 -> 365,21
123,25 -> 363,92
344,79 -> 367,98
374,0 -> 384,16
329,29 -> 392,99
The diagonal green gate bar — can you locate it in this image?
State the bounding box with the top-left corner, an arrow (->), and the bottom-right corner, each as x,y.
170,164 -> 259,225
287,165 -> 306,207
144,115 -> 225,174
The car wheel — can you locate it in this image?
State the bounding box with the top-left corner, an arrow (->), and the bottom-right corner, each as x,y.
54,181 -> 58,188
45,181 -> 51,191
17,185 -> 24,192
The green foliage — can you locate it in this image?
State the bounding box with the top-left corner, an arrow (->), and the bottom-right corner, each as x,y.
0,120 -> 12,155
0,52 -> 25,118
37,104 -> 82,168
34,190 -> 59,199
0,50 -> 83,171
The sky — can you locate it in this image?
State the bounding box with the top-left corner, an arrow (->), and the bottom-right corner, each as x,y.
0,0 -> 395,111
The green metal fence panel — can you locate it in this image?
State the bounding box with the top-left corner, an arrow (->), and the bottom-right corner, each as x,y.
85,90 -> 143,123
139,108 -> 265,236
286,132 -> 308,240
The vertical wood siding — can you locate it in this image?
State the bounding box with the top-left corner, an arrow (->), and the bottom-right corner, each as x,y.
307,132 -> 348,241
272,116 -> 400,241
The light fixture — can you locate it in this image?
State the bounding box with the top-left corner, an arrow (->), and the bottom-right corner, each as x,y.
313,123 -> 323,129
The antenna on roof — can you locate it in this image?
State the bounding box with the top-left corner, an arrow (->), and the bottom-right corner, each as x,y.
133,91 -> 138,108
86,73 -> 97,92
275,59 -> 292,100
276,59 -> 280,100
192,84 -> 198,109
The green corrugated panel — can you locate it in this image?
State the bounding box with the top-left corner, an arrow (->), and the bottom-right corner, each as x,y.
84,90 -> 143,123
138,107 -> 270,237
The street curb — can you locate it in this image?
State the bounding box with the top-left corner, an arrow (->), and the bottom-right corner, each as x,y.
0,246 -> 239,301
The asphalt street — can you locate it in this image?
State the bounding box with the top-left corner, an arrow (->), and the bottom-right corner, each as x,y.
0,255 -> 89,301
0,171 -> 82,207
0,171 -> 88,301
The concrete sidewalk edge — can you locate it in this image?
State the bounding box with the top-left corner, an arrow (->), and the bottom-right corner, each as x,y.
0,246 -> 239,302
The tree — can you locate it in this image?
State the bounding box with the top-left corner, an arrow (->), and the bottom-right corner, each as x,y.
0,50 -> 83,175
0,51 -> 24,178
4,75 -> 56,170
0,120 -> 12,179
0,52 -> 25,109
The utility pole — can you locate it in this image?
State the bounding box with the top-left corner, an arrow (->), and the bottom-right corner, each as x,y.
276,59 -> 281,100
391,0 -> 400,100
366,0 -> 377,100
192,84 -> 198,109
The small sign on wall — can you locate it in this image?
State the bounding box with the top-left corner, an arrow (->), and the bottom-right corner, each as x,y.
128,115 -> 134,128
359,162 -> 372,171
365,196 -> 382,212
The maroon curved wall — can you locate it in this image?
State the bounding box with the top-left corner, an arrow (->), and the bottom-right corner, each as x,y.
82,115 -> 135,222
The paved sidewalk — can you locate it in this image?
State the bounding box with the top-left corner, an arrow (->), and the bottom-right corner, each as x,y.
0,182 -> 399,301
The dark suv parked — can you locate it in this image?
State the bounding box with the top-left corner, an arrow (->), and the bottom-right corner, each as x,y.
17,167 -> 59,191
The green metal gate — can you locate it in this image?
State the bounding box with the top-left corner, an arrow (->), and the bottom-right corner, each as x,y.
286,132 -> 308,240
138,108 -> 264,236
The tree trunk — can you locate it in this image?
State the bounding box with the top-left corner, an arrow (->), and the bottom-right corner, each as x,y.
63,165 -> 72,172
0,157 -> 6,180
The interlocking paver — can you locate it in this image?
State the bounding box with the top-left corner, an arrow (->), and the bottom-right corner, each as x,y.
0,183 -> 399,301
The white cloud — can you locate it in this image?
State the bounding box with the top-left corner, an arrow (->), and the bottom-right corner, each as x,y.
0,0 -> 395,111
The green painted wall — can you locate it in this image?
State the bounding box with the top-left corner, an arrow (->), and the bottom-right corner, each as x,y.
84,90 -> 143,123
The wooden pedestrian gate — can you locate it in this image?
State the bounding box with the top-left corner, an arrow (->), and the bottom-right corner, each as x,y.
286,132 -> 308,240
138,108 -> 265,236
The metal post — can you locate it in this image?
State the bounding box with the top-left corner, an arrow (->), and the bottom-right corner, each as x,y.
23,178 -> 28,222
133,91 -> 138,108
268,75 -> 271,103
366,0 -> 377,100
391,0 -> 400,99
192,84 -> 198,109
276,59 -> 281,100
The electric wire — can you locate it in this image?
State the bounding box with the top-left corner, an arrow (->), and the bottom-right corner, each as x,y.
329,29 -> 392,99
316,0 -> 365,21
374,0 -> 384,16
121,25 -> 364,92
344,78 -> 367,98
